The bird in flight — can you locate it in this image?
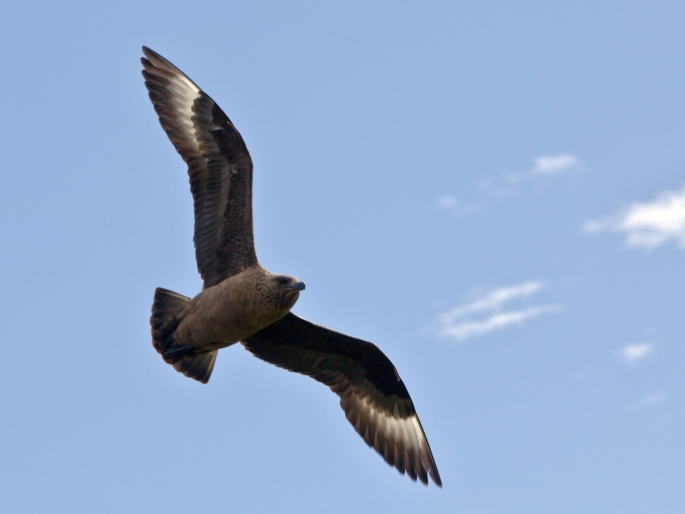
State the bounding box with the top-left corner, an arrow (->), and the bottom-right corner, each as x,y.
141,46 -> 441,486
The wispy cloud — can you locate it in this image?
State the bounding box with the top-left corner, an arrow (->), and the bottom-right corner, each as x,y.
439,305 -> 559,340
616,343 -> 653,365
532,153 -> 580,174
631,392 -> 667,409
439,281 -> 541,325
436,195 -> 459,208
437,153 -> 580,216
437,281 -> 560,341
641,392 -> 667,405
585,185 -> 685,249
435,195 -> 482,215
498,153 -> 581,186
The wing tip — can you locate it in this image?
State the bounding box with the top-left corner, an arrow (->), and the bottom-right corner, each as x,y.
430,466 -> 443,487
141,45 -> 159,60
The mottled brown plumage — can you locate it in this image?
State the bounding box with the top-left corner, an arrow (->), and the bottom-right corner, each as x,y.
142,46 -> 441,486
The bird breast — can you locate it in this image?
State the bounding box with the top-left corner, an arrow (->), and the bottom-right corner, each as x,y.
174,268 -> 292,350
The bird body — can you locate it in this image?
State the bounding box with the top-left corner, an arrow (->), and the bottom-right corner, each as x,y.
157,267 -> 303,354
142,46 -> 442,486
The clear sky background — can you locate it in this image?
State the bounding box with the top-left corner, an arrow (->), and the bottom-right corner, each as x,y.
1,1 -> 684,512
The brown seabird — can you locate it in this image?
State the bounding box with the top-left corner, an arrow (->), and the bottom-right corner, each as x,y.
142,46 -> 441,486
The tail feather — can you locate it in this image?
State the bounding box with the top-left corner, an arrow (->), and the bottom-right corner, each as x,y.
151,287 -> 190,354
150,287 -> 217,384
174,351 -> 217,384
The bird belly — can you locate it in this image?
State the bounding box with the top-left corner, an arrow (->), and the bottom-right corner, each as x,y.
172,277 -> 284,351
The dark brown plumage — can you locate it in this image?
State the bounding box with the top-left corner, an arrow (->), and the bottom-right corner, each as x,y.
142,46 -> 441,486
142,47 -> 256,285
243,313 -> 441,484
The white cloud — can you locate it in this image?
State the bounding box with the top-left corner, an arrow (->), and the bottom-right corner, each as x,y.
439,305 -> 559,341
582,220 -> 606,234
532,153 -> 580,174
444,153 -> 581,216
585,185 -> 685,249
436,195 -> 459,208
435,195 -> 482,215
616,343 -> 653,365
437,281 -> 559,341
631,392 -> 668,409
642,392 -> 667,405
439,281 -> 541,325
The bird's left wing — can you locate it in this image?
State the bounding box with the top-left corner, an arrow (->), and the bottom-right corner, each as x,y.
242,313 -> 442,486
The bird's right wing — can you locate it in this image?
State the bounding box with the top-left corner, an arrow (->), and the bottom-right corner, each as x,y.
242,313 -> 442,486
141,47 -> 257,287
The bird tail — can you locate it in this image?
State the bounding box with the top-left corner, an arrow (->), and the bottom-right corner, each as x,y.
150,287 -> 217,384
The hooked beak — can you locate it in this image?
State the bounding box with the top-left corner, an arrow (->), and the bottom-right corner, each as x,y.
290,281 -> 306,291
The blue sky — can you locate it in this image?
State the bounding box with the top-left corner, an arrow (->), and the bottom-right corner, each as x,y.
1,1 -> 684,512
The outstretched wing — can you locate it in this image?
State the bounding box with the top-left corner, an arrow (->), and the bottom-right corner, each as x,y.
141,47 -> 257,287
242,313 -> 442,486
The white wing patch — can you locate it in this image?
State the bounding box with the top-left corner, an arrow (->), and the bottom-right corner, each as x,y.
342,387 -> 440,485
143,51 -> 221,157
165,75 -> 202,147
